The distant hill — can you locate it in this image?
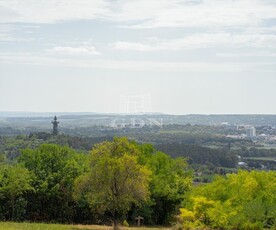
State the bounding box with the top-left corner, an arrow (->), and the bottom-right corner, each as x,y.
0,111 -> 99,117
0,112 -> 275,130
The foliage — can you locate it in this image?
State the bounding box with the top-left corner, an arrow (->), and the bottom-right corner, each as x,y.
235,147 -> 276,157
0,135 -> 43,161
74,137 -> 151,228
0,134 -> 113,162
123,220 -> 129,227
0,165 -> 33,220
180,170 -> 276,229
0,221 -> 171,230
134,144 -> 192,225
0,221 -> 102,230
0,138 -> 193,226
18,144 -> 88,222
156,143 -> 238,167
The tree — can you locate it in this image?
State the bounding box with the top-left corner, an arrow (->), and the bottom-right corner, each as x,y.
19,144 -> 88,222
180,170 -> 276,229
0,165 -> 33,220
137,145 -> 192,224
74,137 -> 151,229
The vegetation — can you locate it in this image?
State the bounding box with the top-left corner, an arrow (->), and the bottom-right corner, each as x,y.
0,222 -> 78,230
0,138 -> 192,228
74,138 -> 151,228
156,143 -> 237,167
0,165 -> 33,221
2,131 -> 274,171
0,222 -> 170,230
137,144 -> 192,225
179,170 -> 276,229
18,144 -> 88,222
0,129 -> 276,229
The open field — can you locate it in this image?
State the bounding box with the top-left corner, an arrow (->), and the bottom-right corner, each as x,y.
0,222 -> 171,230
243,156 -> 276,161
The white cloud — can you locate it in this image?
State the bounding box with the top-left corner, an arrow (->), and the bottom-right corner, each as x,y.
113,41 -> 156,51
0,52 -> 275,73
0,0 -> 110,24
0,24 -> 35,42
1,0 -> 276,73
0,0 -> 275,29
115,0 -> 276,29
112,33 -> 276,51
1,0 -> 276,54
216,52 -> 276,58
47,46 -> 101,56
0,24 -> 14,41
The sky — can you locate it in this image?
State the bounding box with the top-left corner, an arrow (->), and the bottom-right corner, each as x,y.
0,0 -> 276,115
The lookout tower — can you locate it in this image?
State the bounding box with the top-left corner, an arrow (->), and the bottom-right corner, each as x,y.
52,116 -> 59,135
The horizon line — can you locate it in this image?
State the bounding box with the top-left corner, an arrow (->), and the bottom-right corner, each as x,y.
0,111 -> 276,117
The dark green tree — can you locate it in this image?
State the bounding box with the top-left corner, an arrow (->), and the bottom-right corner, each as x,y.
0,165 -> 33,220
19,144 -> 88,222
137,144 -> 192,224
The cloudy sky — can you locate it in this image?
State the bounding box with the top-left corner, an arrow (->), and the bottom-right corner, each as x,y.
0,0 -> 276,114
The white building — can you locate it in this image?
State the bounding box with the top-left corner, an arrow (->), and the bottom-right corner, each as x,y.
247,126 -> 256,138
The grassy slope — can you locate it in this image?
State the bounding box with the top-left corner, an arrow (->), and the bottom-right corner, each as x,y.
0,222 -> 113,230
243,156 -> 276,161
0,222 -> 171,230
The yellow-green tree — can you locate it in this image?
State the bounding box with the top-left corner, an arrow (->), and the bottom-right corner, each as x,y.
74,137 -> 151,229
180,170 -> 276,229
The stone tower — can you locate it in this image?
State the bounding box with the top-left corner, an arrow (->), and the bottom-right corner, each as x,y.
52,116 -> 59,135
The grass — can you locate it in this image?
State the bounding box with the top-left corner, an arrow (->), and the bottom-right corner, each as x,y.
243,156 -> 276,161
0,222 -> 172,230
0,222 -> 75,230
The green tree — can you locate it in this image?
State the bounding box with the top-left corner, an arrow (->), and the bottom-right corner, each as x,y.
0,165 -> 33,220
74,137 -> 151,229
19,144 -> 88,222
137,144 -> 192,225
0,154 -> 6,163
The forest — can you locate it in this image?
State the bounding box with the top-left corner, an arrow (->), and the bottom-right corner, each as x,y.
1,0 -> 276,228
0,137 -> 276,229
0,118 -> 276,228
0,138 -> 192,227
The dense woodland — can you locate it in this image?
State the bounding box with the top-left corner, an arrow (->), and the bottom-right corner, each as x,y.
0,122 -> 276,229
0,135 -> 276,229
0,138 -> 192,227
1,129 -> 276,174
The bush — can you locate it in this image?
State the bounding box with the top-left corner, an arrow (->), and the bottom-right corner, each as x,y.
123,220 -> 129,227
180,170 -> 276,229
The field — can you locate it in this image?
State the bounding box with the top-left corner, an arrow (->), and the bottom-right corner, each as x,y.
0,222 -> 171,230
243,156 -> 276,161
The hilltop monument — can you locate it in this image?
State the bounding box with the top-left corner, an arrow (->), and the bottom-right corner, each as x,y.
52,116 -> 59,135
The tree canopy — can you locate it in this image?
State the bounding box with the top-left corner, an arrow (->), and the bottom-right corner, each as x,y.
74,137 -> 151,228
0,165 -> 33,220
18,144 -> 88,222
180,170 -> 276,229
137,144 -> 192,224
